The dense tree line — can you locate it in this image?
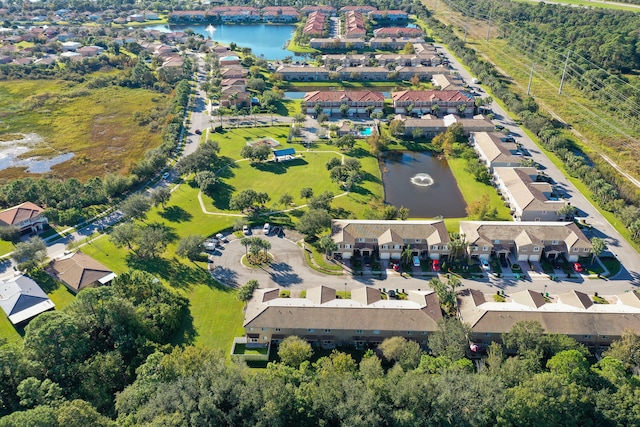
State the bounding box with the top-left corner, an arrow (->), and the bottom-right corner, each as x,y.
2,320 -> 633,426
0,270 -> 187,420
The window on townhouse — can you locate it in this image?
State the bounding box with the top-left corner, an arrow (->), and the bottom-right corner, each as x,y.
407,331 -> 413,335
573,248 -> 579,252
521,247 -> 528,252
584,248 -> 590,252
542,211 -> 547,215
275,328 -> 281,332
373,330 -> 381,335
431,245 -> 438,250
358,238 -> 365,242
584,335 -> 591,339
494,240 -> 500,244
472,246 -> 478,251
442,245 -> 448,250
308,329 -> 315,332
483,246 -> 489,251
344,244 -> 351,249
356,329 -> 363,334
415,239 -> 420,243
533,247 -> 540,252
324,329 -> 331,333
382,245 -> 389,249
552,240 -> 558,245
393,245 -> 401,249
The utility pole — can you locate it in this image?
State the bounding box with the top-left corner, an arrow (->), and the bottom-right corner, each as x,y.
559,50 -> 571,95
486,12 -> 491,41
527,62 -> 534,95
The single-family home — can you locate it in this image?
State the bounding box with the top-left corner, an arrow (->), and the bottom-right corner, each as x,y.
331,219 -> 451,260
470,132 -> 526,171
0,202 -> 48,234
76,45 -> 104,57
48,251 -> 116,294
392,90 -> 475,116
60,41 -> 81,51
494,167 -> 569,222
459,221 -> 592,262
0,275 -> 55,325
459,288 -> 640,350
243,285 -> 443,348
303,90 -> 384,117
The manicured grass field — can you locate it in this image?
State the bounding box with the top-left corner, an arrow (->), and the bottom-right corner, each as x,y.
0,240 -> 14,257
80,184 -> 245,353
447,157 -> 512,220
0,75 -> 169,180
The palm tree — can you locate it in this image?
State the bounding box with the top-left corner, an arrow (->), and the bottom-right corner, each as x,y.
266,105 -> 276,127
229,92 -> 239,110
261,239 -> 271,256
240,237 -> 251,256
431,103 -> 440,117
401,245 -> 413,268
448,232 -> 468,260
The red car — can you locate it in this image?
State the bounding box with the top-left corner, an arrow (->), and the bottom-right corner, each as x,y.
432,260 -> 441,272
392,263 -> 400,272
574,263 -> 583,273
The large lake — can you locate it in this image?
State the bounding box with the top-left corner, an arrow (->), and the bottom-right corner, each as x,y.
380,151 -> 467,218
146,24 -> 297,60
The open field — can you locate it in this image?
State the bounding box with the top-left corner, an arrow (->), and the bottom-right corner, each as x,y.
0,75 -> 169,180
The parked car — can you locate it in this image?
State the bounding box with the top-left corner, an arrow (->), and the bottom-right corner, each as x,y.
413,256 -> 420,267
480,259 -> 490,271
195,129 -> 202,135
388,289 -> 397,299
432,259 -> 441,272
242,225 -> 250,235
574,262 -> 583,273
162,172 -> 170,180
216,233 -> 227,243
392,263 -> 400,272
263,223 -> 270,235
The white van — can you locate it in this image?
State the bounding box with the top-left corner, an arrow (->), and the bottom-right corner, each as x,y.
412,256 -> 420,267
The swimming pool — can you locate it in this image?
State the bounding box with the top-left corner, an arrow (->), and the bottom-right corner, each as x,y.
360,127 -> 373,136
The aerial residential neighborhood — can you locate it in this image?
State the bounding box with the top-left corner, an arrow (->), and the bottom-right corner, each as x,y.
0,0 -> 639,423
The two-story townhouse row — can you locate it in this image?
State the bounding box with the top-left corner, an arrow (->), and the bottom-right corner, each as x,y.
368,10 -> 409,21
0,202 -> 48,234
374,27 -> 424,38
391,90 -> 475,116
275,65 -> 330,81
244,286 -> 443,348
398,114 -> 494,138
261,7 -> 299,22
460,288 -> 640,350
303,91 -> 384,117
303,11 -> 327,36
470,132 -> 525,171
494,167 -> 569,222
331,219 -> 451,261
300,5 -> 337,16
168,10 -> 207,22
339,5 -> 377,14
368,37 -> 423,50
309,38 -> 366,50
322,54 -> 369,67
376,53 -> 439,67
345,11 -> 366,39
459,221 -> 592,262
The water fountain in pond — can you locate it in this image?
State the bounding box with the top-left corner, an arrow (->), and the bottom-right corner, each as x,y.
410,173 -> 434,187
206,25 -> 215,37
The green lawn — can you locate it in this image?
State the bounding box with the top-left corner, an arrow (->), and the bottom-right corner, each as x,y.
0,240 -> 14,256
447,157 -> 511,220
80,184 -> 246,353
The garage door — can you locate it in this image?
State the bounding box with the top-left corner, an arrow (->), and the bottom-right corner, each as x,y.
380,253 -> 390,260
391,253 -> 401,259
518,254 -> 528,261
529,255 -> 540,262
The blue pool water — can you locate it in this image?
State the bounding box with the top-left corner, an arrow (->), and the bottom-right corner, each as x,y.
360,127 -> 373,136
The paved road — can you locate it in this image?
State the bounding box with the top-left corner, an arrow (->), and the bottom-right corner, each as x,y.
210,231 -> 637,296
437,44 -> 640,288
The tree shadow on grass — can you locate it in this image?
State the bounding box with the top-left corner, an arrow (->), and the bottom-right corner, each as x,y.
125,255 -> 230,291
29,268 -> 67,294
211,181 -> 235,211
347,147 -> 372,159
159,206 -> 193,223
170,307 -> 196,346
254,158 -> 309,174
361,170 -> 381,184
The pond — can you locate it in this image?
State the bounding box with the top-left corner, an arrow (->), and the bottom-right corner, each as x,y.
0,133 -> 75,174
145,24 -> 297,59
380,151 -> 467,218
